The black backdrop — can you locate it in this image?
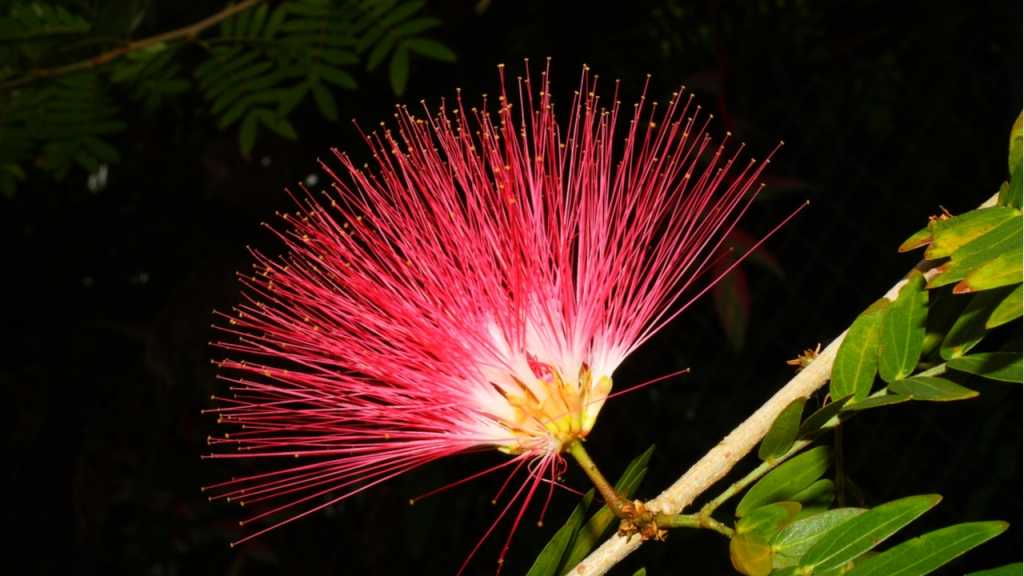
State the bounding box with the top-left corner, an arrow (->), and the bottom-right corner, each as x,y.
7,1 -> 1022,574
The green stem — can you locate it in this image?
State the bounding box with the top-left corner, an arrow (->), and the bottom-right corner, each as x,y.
565,438 -> 632,520
699,439 -> 813,517
654,513 -> 734,538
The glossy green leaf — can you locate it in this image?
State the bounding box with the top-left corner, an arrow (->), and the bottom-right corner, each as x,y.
846,521 -> 1008,576
956,247 -> 1024,293
737,502 -> 802,539
986,284 -> 1023,328
772,508 -> 865,567
731,532 -> 773,576
948,352 -> 1023,383
941,288 -> 1009,359
833,299 -> 889,400
798,395 -> 852,437
389,46 -> 410,95
759,398 -> 806,460
736,446 -> 831,517
967,562 -> 1024,576
841,393 -> 912,411
799,494 -> 941,572
525,490 -> 594,576
929,217 -> 1022,288
923,206 -> 1020,259
879,272 -> 929,383
889,376 -> 978,401
562,445 -> 654,570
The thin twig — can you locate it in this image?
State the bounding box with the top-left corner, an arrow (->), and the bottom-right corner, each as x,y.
565,193 -> 999,575
1,0 -> 264,90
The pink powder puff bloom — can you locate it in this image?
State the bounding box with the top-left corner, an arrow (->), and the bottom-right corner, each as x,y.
203,61 -> 801,569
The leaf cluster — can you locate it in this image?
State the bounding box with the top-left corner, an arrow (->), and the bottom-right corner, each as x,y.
0,0 -> 456,195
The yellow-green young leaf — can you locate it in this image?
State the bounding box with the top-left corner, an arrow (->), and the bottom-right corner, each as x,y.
986,284 -> 1023,328
948,352 -> 1023,383
1010,111 -> 1022,175
737,502 -> 802,538
798,395 -> 852,437
759,397 -> 806,460
941,288 -> 1009,360
525,490 -> 594,576
841,393 -> 912,412
846,521 -> 1008,576
772,508 -> 866,568
879,272 -> 929,383
799,494 -> 941,572
967,562 -> 1024,576
889,376 -> 978,401
632,569 -> 647,576
898,225 -> 931,253
955,247 -> 1024,293
929,217 -> 1023,288
1003,160 -> 1022,208
731,533 -> 774,576
561,446 -> 654,569
736,446 -> 831,517
832,299 -> 890,400
923,206 -> 1020,259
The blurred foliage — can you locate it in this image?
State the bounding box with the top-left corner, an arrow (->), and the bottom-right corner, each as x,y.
0,0 -> 455,195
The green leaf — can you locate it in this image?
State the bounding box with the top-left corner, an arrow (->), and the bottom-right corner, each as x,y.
956,247 -> 1024,293
392,17 -> 441,36
923,207 -> 1020,259
632,569 -> 647,576
840,393 -> 912,411
1010,112 -> 1023,176
948,352 -> 1023,383
941,288 -> 1009,359
311,81 -> 339,121
239,111 -> 260,157
846,521 -> 1008,576
404,37 -> 457,61
790,479 -> 835,513
798,395 -> 852,437
562,446 -> 654,570
898,225 -> 932,253
929,217 -> 1023,288
986,284 -> 1023,328
759,398 -> 806,460
799,494 -> 941,572
256,111 -> 298,140
889,376 -> 978,401
366,32 -> 397,70
318,66 -> 358,90
967,563 -> 1024,576
731,533 -> 774,576
737,502 -> 802,539
389,46 -> 410,95
832,299 -> 890,400
922,290 -> 968,358
736,446 -> 831,517
525,490 -> 594,576
879,272 -> 929,383
772,508 -> 866,568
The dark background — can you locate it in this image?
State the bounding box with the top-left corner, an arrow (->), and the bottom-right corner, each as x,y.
6,1 -> 1022,574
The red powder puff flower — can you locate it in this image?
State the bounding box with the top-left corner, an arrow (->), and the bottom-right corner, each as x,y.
203,61 -> 801,570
